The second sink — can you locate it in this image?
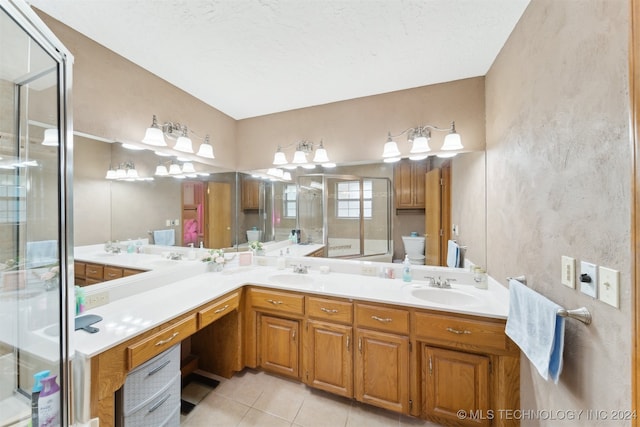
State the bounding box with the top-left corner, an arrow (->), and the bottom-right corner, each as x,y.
409,287 -> 481,307
268,273 -> 314,286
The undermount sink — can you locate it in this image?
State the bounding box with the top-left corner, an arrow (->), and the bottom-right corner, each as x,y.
409,287 -> 481,307
268,273 -> 314,286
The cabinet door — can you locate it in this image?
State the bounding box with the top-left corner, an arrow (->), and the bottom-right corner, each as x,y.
394,160 -> 427,209
394,161 -> 415,208
306,320 -> 353,398
355,328 -> 409,414
242,179 -> 261,210
423,346 -> 490,427
259,315 -> 300,379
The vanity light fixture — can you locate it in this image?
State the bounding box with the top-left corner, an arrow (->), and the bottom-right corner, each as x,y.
272,140 -> 331,168
41,128 -> 58,146
196,135 -> 215,159
106,162 -> 140,180
383,121 -> 463,160
142,114 -> 214,158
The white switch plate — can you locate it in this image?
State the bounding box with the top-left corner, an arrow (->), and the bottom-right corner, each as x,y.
580,261 -> 598,298
561,256 -> 576,288
598,266 -> 620,308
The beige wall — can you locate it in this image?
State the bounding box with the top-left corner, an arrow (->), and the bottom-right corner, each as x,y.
236,77 -> 486,170
35,10 -> 237,171
486,0 -> 630,423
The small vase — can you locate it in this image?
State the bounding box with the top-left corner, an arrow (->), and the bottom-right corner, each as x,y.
209,262 -> 224,272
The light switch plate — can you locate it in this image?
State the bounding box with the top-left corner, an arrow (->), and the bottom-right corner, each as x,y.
580,261 -> 597,298
598,266 -> 620,308
561,256 -> 575,288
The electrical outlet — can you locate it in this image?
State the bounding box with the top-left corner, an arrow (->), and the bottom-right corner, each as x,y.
84,291 -> 109,310
165,219 -> 171,226
598,266 -> 620,308
361,264 -> 377,276
561,256 -> 575,288
579,261 -> 597,298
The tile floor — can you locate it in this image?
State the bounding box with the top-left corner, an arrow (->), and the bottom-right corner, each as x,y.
180,369 -> 444,427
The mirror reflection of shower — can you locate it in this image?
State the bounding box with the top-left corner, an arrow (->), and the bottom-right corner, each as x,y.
297,174 -> 392,262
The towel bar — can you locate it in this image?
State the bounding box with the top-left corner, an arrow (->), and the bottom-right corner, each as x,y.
507,275 -> 592,325
557,307 -> 592,325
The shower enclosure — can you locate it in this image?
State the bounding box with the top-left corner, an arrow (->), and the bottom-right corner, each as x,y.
0,1 -> 73,425
297,174 -> 391,261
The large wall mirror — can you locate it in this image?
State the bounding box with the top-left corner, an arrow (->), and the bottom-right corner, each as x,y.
69,130 -> 486,282
239,150 -> 486,268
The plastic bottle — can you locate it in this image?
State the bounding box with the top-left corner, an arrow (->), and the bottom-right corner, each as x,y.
473,266 -> 488,289
38,374 -> 60,427
31,370 -> 50,427
126,239 -> 134,254
402,255 -> 412,283
277,250 -> 286,270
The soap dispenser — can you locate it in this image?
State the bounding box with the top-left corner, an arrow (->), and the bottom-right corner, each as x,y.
402,255 -> 412,283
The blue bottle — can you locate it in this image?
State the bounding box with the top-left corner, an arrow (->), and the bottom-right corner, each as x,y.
402,255 -> 412,283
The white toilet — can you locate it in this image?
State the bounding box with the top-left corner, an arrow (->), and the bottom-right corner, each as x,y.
247,229 -> 261,242
402,235 -> 425,265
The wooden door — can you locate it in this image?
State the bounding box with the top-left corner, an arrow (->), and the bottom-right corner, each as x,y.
355,328 -> 409,414
259,315 -> 300,379
305,320 -> 353,398
206,182 -> 231,249
423,346 -> 490,426
425,168 -> 442,265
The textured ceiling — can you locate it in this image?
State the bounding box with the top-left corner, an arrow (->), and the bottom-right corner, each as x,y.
28,0 -> 530,120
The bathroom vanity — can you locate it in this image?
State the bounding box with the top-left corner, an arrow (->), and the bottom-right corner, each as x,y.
73,256 -> 519,427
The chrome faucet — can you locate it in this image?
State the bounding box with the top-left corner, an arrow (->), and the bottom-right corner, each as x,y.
293,264 -> 310,274
428,276 -> 455,289
167,252 -> 183,260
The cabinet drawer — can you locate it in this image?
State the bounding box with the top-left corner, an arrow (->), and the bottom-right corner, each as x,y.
122,372 -> 181,425
355,303 -> 409,335
414,311 -> 509,352
307,297 -> 353,324
74,261 -> 86,278
104,265 -> 123,281
127,315 -> 197,370
122,344 -> 179,414
198,291 -> 240,328
123,268 -> 146,277
249,288 -> 304,315
85,263 -> 104,280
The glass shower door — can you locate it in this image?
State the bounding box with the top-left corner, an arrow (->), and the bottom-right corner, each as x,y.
0,1 -> 72,426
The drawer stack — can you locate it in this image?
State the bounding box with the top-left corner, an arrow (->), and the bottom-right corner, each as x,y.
118,344 -> 181,427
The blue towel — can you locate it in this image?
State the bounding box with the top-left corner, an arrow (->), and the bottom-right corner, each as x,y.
505,279 -> 565,383
446,240 -> 459,268
153,229 -> 175,246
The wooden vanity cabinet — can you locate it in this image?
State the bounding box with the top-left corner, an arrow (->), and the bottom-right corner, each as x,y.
259,314 -> 300,379
74,261 -> 146,286
354,302 -> 410,414
304,296 -> 354,398
246,287 -> 305,380
413,310 -> 520,427
394,159 -> 427,209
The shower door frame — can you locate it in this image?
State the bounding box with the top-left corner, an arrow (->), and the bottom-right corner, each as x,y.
299,173 -> 392,260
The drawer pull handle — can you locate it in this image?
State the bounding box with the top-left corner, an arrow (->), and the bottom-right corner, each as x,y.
148,393 -> 171,413
346,335 -> 350,351
446,327 -> 471,335
147,359 -> 171,376
214,304 -> 230,314
107,273 -> 117,277
155,332 -> 179,346
371,315 -> 392,323
321,307 -> 338,314
267,299 -> 283,305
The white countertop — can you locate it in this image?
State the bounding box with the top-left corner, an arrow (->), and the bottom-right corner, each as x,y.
74,260 -> 510,359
